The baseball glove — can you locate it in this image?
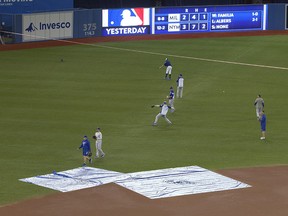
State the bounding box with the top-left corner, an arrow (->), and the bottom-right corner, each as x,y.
88,152 -> 92,157
92,135 -> 96,139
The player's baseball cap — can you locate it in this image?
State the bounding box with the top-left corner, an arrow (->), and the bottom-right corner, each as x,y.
83,135 -> 87,138
163,101 -> 167,104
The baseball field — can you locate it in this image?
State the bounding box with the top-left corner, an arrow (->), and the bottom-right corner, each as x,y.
1,31 -> 288,215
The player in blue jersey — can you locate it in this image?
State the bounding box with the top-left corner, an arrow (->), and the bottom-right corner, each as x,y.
259,111 -> 266,140
167,86 -> 175,111
78,135 -> 92,166
159,58 -> 172,80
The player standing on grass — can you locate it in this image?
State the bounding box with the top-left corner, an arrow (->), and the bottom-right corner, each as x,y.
151,101 -> 172,126
254,94 -> 264,120
159,58 -> 172,80
259,111 -> 266,140
94,128 -> 105,158
176,74 -> 184,98
168,86 -> 175,111
78,135 -> 92,166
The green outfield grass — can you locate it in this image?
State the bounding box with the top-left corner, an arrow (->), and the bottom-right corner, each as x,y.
1,34 -> 288,205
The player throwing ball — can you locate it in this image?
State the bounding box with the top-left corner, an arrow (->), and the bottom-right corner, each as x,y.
151,101 -> 172,126
93,127 -> 105,158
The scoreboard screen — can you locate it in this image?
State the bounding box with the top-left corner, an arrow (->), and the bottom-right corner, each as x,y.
152,5 -> 267,34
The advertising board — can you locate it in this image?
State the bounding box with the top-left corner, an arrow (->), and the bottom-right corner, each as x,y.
102,8 -> 150,36
22,11 -> 73,42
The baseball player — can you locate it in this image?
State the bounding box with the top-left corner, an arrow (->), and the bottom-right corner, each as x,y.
78,135 -> 92,166
176,74 -> 184,98
151,101 -> 172,126
259,111 -> 266,140
159,58 -> 172,80
254,94 -> 264,119
94,127 -> 105,158
167,86 -> 175,111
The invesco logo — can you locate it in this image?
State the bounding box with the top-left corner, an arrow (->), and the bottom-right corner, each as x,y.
39,21 -> 71,30
25,21 -> 71,33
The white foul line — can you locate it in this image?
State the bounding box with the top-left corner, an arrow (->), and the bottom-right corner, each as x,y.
4,30 -> 288,71
94,44 -> 288,71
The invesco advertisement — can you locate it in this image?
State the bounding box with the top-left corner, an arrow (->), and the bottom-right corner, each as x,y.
102,8 -> 151,36
22,11 -> 73,42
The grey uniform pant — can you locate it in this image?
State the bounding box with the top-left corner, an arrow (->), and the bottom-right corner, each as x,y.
95,140 -> 105,157
177,86 -> 183,98
154,113 -> 172,124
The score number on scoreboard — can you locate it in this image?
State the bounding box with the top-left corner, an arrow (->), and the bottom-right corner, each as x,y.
153,5 -> 265,34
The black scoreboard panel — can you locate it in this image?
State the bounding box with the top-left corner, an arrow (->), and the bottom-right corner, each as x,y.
152,5 -> 266,34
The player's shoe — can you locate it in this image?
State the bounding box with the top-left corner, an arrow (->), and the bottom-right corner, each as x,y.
152,123 -> 157,126
82,163 -> 86,167
89,158 -> 92,164
101,154 -> 105,158
260,137 -> 266,140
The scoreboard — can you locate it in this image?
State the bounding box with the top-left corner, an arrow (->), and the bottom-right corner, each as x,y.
152,5 -> 267,34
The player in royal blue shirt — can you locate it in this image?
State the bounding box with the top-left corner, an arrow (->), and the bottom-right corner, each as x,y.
167,86 -> 175,111
259,111 -> 266,140
78,135 -> 92,166
159,58 -> 173,80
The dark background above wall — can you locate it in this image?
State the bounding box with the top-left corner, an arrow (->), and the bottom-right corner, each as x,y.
74,0 -> 288,9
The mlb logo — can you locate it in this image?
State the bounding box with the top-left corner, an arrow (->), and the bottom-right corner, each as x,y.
102,8 -> 150,27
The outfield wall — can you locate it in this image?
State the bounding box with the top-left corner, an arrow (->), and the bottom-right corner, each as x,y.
0,4 -> 287,44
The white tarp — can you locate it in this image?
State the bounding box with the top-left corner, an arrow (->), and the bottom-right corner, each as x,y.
19,166 -> 251,198
115,166 -> 251,199
19,167 -> 123,192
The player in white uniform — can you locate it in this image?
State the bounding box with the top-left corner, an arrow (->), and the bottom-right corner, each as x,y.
95,127 -> 105,158
151,101 -> 172,126
176,74 -> 184,98
254,95 -> 264,119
